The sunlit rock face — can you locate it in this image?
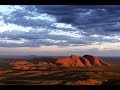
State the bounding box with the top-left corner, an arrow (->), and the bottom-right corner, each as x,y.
55,57 -> 73,66
79,57 -> 92,66
70,55 -> 85,67
55,55 -> 110,67
83,55 -> 102,66
9,54 -> 110,70
55,55 -> 85,67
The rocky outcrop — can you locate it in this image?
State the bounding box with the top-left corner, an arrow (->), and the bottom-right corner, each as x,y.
9,54 -> 110,70
55,55 -> 85,67
9,61 -> 35,70
10,60 -> 56,70
79,57 -> 92,66
55,57 -> 73,66
55,54 -> 110,67
38,61 -> 56,66
83,55 -> 102,66
70,55 -> 85,67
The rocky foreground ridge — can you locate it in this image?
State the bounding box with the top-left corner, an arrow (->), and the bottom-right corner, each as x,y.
9,55 -> 110,70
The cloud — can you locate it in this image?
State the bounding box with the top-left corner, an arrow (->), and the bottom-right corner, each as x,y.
0,5 -> 120,48
51,23 -> 76,30
3,7 -> 57,28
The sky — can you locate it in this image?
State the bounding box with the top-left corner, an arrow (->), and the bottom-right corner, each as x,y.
0,5 -> 120,56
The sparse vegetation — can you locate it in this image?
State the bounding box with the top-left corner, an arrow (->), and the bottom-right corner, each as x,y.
0,63 -> 120,85
0,55 -> 120,85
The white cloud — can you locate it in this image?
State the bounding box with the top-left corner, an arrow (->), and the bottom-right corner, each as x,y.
0,39 -> 24,44
0,22 -> 32,32
0,5 -> 24,15
51,23 -> 76,29
50,30 -> 83,38
91,34 -> 100,37
103,35 -> 120,40
24,13 -> 56,22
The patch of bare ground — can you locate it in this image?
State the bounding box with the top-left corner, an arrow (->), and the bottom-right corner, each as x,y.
30,80 -> 63,85
0,61 -> 120,85
22,71 -> 60,78
0,80 -> 63,85
0,70 -> 13,75
102,79 -> 120,85
64,79 -> 102,85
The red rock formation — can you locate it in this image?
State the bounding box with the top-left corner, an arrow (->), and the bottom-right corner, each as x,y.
53,55 -> 110,67
55,57 -> 73,66
70,55 -> 85,67
38,61 -> 56,66
55,55 -> 85,67
48,62 -> 56,66
79,57 -> 92,66
12,66 -> 22,70
9,54 -> 110,70
83,55 -> 102,66
38,61 -> 49,66
9,61 -> 35,70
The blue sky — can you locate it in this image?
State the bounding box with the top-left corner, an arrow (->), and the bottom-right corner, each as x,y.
0,5 -> 120,56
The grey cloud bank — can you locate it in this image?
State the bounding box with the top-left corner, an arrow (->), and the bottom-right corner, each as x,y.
0,5 -> 120,48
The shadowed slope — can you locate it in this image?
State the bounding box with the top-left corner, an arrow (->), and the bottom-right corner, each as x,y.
79,57 -> 92,66
98,59 -> 111,66
70,55 -> 85,67
83,55 -> 102,66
